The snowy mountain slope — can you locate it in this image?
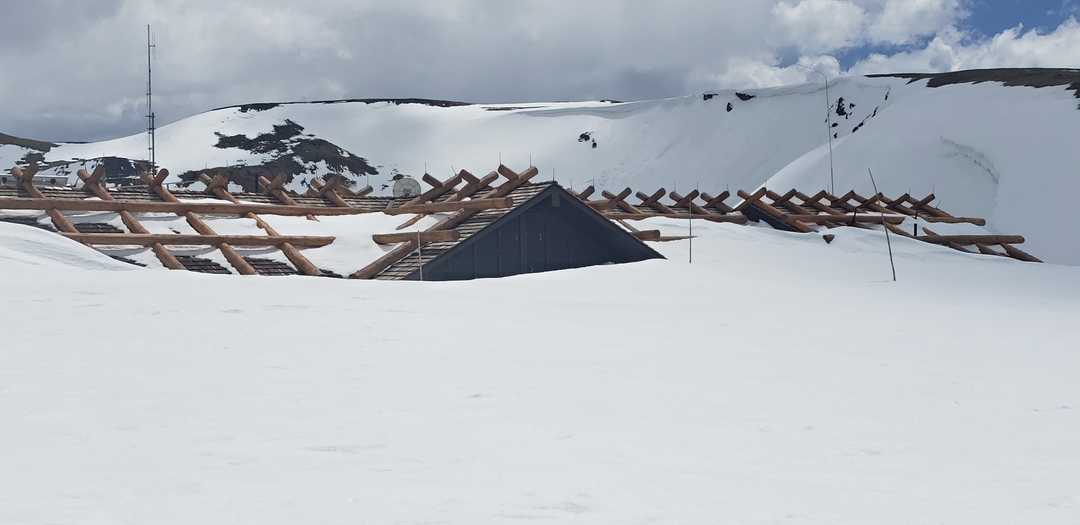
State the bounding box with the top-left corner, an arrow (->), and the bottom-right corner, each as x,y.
5,68 -> 1080,262
2,218 -> 1079,524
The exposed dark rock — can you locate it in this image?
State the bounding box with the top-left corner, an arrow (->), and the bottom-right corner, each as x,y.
835,97 -> 849,118
0,132 -> 56,152
703,93 -> 717,101
726,102 -> 733,112
485,106 -> 547,111
179,119 -> 377,191
237,103 -> 281,113
871,68 -> 1080,100
213,98 -> 472,113
735,92 -> 755,101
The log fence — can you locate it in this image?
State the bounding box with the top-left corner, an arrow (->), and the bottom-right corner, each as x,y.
1,163 -> 1042,278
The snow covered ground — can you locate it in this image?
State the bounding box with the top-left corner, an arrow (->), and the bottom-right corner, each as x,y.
2,219 -> 1079,524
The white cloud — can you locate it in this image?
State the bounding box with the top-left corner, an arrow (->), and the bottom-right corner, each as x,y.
0,0 -> 1075,141
867,0 -> 967,45
850,17 -> 1080,74
773,0 -> 868,52
708,56 -> 842,89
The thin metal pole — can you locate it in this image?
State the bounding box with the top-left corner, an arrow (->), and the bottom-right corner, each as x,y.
825,77 -> 835,194
417,228 -> 423,281
868,168 -> 896,282
146,24 -> 156,178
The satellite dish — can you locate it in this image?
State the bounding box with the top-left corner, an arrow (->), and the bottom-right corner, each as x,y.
392,175 -> 422,198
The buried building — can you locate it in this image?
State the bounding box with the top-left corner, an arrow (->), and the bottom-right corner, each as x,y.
372,182 -> 663,280
0,162 -> 1041,281
0,164 -> 666,281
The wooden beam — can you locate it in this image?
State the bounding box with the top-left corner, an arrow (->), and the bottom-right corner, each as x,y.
0,196 -> 369,217
736,189 -> 815,233
1000,243 -> 1042,263
79,168 -> 184,270
351,165 -> 537,279
700,191 -> 733,212
603,211 -> 748,224
922,216 -> 986,225
61,233 -> 335,248
592,188 -> 632,211
350,239 -> 418,279
405,172 -> 466,206
785,214 -> 907,225
146,169 -> 258,276
12,166 -> 78,233
670,189 -> 700,207
258,175 -> 299,206
918,233 -> 1026,245
393,171 -> 497,231
308,178 -> 351,208
199,173 -> 324,277
383,197 -> 514,215
372,230 -> 461,245
635,188 -> 677,214
670,190 -> 712,216
576,186 -> 595,200
497,164 -> 520,180
599,189 -> 639,213
630,229 -> 661,241
658,235 -> 694,242
460,171 -> 480,185
765,190 -> 817,218
449,171 -> 498,201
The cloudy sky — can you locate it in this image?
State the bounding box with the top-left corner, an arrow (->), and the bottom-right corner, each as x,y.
1,0 -> 1078,142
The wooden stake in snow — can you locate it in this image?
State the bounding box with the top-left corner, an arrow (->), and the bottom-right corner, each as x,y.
868,168 -> 897,282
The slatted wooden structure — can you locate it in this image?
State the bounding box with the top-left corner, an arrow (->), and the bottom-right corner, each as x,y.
0,164 -> 534,277
1,162 -> 1043,279
571,185 -> 1040,263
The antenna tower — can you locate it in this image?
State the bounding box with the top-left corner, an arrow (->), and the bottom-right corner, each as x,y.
146,24 -> 156,178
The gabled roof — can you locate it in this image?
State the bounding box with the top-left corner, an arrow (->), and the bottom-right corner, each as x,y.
374,182 -> 664,280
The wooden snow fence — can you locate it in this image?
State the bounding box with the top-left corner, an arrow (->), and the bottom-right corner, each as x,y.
0,164 -> 527,277
0,162 -> 1043,279
570,184 -> 1040,263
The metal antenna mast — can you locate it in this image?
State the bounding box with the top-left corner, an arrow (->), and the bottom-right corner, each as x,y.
146,24 -> 156,178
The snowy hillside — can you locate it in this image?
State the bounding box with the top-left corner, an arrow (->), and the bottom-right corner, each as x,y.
2,217 -> 1080,523
4,68 -> 1079,263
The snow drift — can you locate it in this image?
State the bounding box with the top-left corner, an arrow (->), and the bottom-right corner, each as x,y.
2,215 -> 1080,524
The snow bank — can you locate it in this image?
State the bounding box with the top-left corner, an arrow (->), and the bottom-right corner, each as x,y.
0,221 -> 134,272
2,219 -> 1080,524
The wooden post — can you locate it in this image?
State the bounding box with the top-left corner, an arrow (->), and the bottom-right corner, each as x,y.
599,189 -> 639,213
60,233 -> 334,247
635,189 -> 677,214
307,178 -> 351,208
144,169 -> 257,275
372,230 -> 460,245
735,189 -> 815,233
258,175 -> 300,206
199,173 -> 323,276
12,166 -> 78,233
79,167 -> 184,270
